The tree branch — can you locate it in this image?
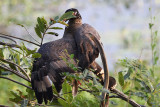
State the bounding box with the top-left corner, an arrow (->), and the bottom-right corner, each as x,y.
0,76 -> 32,89
0,65 -> 30,82
0,36 -> 17,44
0,41 -> 31,51
0,57 -> 31,81
0,33 -> 40,47
111,89 -> 141,107
0,41 -> 20,48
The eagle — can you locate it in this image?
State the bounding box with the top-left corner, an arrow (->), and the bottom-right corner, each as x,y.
31,8 -> 104,104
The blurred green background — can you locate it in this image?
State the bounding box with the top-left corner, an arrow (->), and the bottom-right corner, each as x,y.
0,0 -> 160,106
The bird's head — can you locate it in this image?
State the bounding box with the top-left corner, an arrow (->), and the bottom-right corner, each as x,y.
65,8 -> 82,19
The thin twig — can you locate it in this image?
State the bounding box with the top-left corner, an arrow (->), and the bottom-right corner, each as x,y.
40,23 -> 56,46
40,26 -> 50,46
78,86 -> 99,93
0,33 -> 40,47
0,36 -> 17,44
0,41 -> 31,50
138,48 -> 144,60
0,65 -> 30,82
23,26 -> 41,44
109,95 -> 120,98
0,76 -> 32,89
0,57 -> 31,81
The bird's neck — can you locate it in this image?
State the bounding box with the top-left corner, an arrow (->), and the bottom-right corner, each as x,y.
63,18 -> 82,38
68,18 -> 82,26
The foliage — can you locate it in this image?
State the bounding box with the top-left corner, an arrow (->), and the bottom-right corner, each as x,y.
0,11 -> 77,106
0,6 -> 160,107
113,7 -> 160,107
117,58 -> 160,106
58,80 -> 100,107
58,50 -> 104,106
0,11 -> 107,107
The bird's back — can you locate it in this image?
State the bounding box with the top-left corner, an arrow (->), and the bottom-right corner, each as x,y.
38,37 -> 77,61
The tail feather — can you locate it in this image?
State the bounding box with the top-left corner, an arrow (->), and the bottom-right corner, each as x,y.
46,87 -> 54,101
31,59 -> 76,104
35,90 -> 43,104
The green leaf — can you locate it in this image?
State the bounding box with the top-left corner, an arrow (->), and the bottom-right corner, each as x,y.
37,17 -> 45,33
17,24 -> 24,27
154,56 -> 159,65
155,30 -> 158,36
16,54 -> 20,65
151,44 -> 156,50
59,11 -> 76,21
25,48 -> 37,56
147,97 -> 152,106
140,81 -> 151,93
93,77 -> 98,85
58,21 -> 68,26
154,51 -> 157,57
10,91 -> 23,103
122,81 -> 131,91
9,63 -> 17,71
70,54 -> 74,59
110,101 -> 117,105
32,53 -> 41,58
58,98 -> 68,107
22,57 -> 29,66
83,69 -> 89,78
54,16 -> 59,21
73,67 -> 78,71
34,26 -> 42,38
49,27 -> 63,30
41,17 -> 47,25
20,99 -> 28,107
50,99 -> 61,106
149,23 -> 154,29
69,63 -> 74,69
62,80 -> 73,102
72,91 -> 100,107
26,88 -> 34,99
118,72 -> 124,87
52,85 -> 59,96
0,49 -> 4,58
124,70 -> 131,80
101,88 -> 110,94
46,32 -> 58,36
149,68 -> 154,77
0,68 -> 5,75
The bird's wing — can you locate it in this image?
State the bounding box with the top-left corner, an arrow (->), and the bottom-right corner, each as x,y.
31,39 -> 77,104
74,24 -> 101,69
31,59 -> 76,104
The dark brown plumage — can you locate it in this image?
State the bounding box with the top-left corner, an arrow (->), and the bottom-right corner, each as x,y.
31,8 -> 102,104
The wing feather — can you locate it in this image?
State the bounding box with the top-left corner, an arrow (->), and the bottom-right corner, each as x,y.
74,24 -> 100,69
